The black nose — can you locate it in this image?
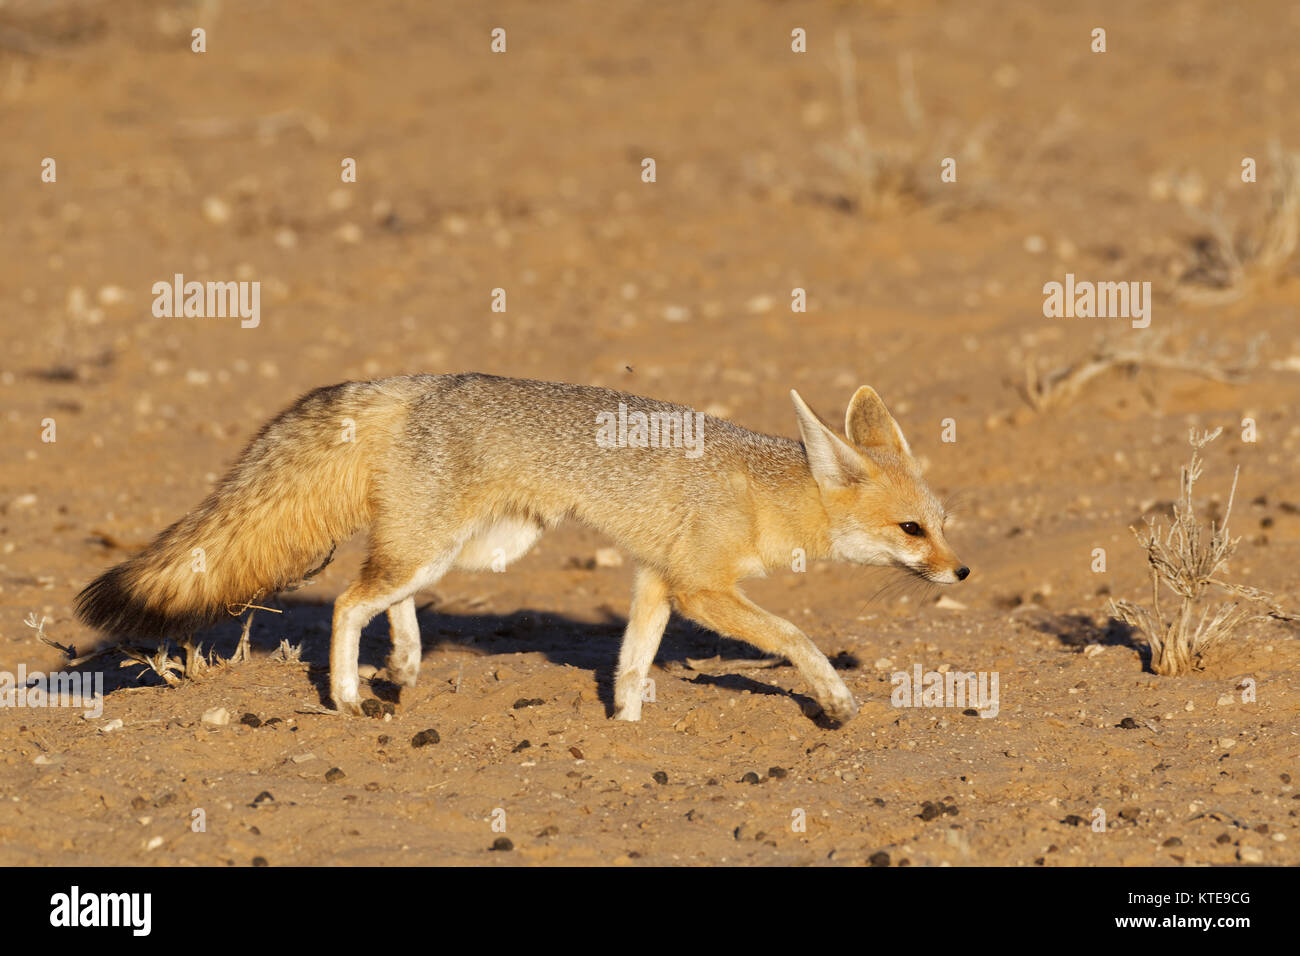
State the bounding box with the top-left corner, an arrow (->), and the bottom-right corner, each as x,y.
955,566 -> 970,581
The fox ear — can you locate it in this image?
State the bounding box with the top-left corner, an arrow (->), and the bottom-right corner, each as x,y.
791,389 -> 874,488
844,385 -> 912,457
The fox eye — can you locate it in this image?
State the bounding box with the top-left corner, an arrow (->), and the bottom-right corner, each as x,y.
899,521 -> 925,537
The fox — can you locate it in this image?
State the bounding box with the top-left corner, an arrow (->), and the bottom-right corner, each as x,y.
76,372 -> 968,723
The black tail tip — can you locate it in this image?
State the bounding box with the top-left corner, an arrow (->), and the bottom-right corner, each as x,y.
75,564 -> 211,640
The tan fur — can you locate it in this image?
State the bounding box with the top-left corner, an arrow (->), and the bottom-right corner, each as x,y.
78,372 -> 967,724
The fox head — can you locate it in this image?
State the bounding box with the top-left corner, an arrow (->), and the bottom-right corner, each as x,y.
791,386 -> 969,585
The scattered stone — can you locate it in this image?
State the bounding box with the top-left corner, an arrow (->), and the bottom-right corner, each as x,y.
290,752 -> 316,764
490,837 -> 513,852
100,719 -> 123,733
201,707 -> 230,727
569,746 -> 584,760
97,285 -> 126,306
1061,814 -> 1088,827
513,698 -> 545,710
868,851 -> 890,867
1218,737 -> 1236,750
201,196 -> 232,224
334,222 -> 363,244
513,740 -> 531,753
768,766 -> 788,780
934,595 -> 966,611
324,767 -> 346,783
1118,717 -> 1140,729
252,856 -> 268,867
1237,845 -> 1264,863
1162,836 -> 1183,848
240,713 -> 262,728
411,729 -> 440,748
740,772 -> 761,785
537,825 -> 559,838
919,800 -> 958,821
652,771 -> 668,785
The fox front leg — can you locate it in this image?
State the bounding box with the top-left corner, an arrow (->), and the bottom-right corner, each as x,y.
675,588 -> 858,724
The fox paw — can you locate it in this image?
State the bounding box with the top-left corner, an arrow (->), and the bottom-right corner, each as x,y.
331,688 -> 364,716
612,702 -> 643,722
384,662 -> 420,688
818,688 -> 859,725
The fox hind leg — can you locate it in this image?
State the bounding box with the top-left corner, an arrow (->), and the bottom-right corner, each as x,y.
331,549 -> 456,714
613,567 -> 671,721
385,596 -> 421,687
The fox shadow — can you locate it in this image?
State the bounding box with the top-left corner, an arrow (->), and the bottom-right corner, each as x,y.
78,596 -> 826,718
1028,611 -> 1146,666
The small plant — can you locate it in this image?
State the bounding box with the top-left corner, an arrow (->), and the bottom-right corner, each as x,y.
1109,428 -> 1293,675
272,639 -> 303,663
119,642 -> 184,687
1017,328 -> 1264,412
1176,142 -> 1300,305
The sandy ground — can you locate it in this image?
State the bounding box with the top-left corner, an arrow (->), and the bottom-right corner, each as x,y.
1,0 -> 1298,866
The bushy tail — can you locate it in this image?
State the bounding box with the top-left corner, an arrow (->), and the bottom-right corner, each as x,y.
76,381 -> 402,639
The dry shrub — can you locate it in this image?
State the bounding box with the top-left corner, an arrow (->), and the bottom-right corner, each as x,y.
1109,428 -> 1293,675
1176,143 -> 1300,305
1017,328 -> 1263,412
813,32 -> 990,216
